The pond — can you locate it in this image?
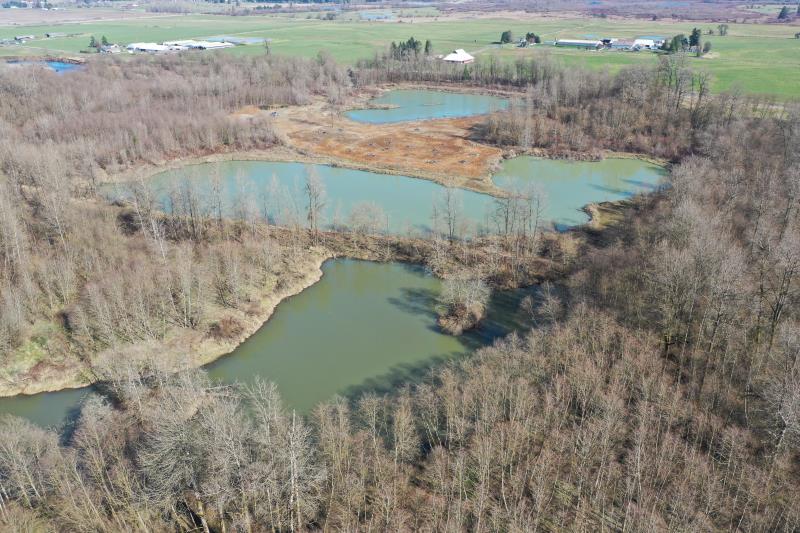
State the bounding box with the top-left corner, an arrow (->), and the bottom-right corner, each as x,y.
345,89 -> 509,124
493,156 -> 666,228
359,10 -> 395,20
106,158 -> 664,235
104,161 -> 497,236
0,259 -> 534,428
44,61 -> 82,73
6,60 -> 83,74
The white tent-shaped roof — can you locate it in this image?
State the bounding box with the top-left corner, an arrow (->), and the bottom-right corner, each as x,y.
442,49 -> 474,64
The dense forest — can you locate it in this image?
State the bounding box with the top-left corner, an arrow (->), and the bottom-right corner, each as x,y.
0,51 -> 799,531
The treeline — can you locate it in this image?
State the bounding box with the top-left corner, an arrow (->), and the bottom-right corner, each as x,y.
477,53 -> 752,160
0,53 -> 349,186
355,51 -> 562,87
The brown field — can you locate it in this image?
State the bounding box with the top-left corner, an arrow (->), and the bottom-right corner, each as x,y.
264,97 -> 506,193
0,8 -> 175,26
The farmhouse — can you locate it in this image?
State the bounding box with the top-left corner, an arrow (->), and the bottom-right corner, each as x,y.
100,44 -> 122,54
555,39 -> 602,49
441,49 -> 474,64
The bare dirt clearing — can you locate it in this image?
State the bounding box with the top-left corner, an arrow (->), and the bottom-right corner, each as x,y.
254,98 -> 506,194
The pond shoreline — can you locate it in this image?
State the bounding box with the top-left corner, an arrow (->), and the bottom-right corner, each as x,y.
0,221 -> 560,401
0,248 -> 332,398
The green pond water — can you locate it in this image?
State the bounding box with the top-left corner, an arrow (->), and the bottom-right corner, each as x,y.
104,157 -> 664,234
106,160 -> 496,235
0,259 -> 533,429
493,157 -> 666,228
345,89 -> 509,124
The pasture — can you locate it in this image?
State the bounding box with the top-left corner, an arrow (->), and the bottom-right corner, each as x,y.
1,12 -> 798,97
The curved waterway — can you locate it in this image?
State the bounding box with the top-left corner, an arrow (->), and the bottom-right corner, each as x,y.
493,157 -> 666,228
105,157 -> 664,235
0,260 -> 533,428
345,89 -> 509,123
105,161 -> 496,235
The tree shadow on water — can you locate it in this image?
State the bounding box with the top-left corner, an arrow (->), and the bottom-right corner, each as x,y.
589,183 -> 630,195
623,178 -> 661,190
387,287 -> 440,331
340,350 -> 469,402
461,286 -> 539,351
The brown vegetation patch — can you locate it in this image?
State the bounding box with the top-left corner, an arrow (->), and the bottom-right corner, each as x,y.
273,100 -> 504,192
207,316 -> 245,341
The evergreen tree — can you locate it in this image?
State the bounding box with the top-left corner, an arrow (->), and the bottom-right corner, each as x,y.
689,28 -> 702,47
525,32 -> 541,44
101,35 -> 109,47
778,5 -> 790,19
388,37 -> 425,60
500,30 -> 513,44
424,39 -> 432,56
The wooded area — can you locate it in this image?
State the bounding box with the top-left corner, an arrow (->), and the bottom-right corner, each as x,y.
0,51 -> 798,531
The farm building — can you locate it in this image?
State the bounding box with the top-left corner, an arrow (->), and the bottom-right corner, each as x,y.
634,36 -> 667,49
441,49 -> 474,64
100,44 -> 122,54
555,39 -> 602,49
126,42 -> 169,53
208,36 -> 267,45
163,40 -> 235,50
193,41 -> 235,50
611,39 -> 637,50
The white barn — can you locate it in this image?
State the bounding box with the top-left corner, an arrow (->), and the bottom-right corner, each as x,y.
442,49 -> 475,64
555,39 -> 602,49
163,40 -> 235,50
126,42 -> 169,53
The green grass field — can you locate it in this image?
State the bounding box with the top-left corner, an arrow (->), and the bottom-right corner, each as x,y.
1,12 -> 798,98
